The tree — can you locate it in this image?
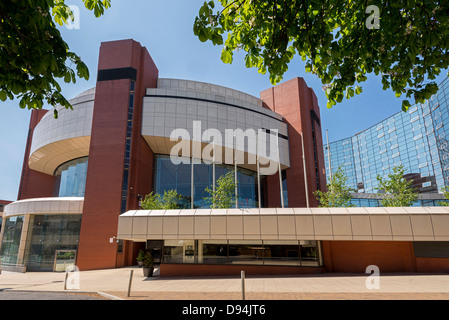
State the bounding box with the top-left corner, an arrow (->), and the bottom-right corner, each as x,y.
140,190 -> 183,210
0,0 -> 111,118
375,165 -> 419,207
204,170 -> 237,209
314,166 -> 355,208
194,1 -> 449,111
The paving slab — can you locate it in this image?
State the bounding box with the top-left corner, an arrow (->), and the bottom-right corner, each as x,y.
1,266 -> 449,300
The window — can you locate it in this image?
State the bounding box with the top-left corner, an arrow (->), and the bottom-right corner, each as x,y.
117,240 -> 124,253
25,215 -> 82,271
419,162 -> 428,168
415,143 -> 425,150
166,240 -> 322,267
228,240 -> 264,265
0,216 -> 24,266
282,170 -> 288,208
121,81 -> 136,213
163,240 -> 195,264
394,161 -> 402,167
417,153 -> 427,159
434,112 -> 442,120
54,157 -> 88,197
199,240 -> 228,264
154,155 -> 257,209
411,115 -> 419,123
409,106 -> 418,114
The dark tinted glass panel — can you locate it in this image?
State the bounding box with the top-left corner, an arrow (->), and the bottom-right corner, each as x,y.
0,216 -> 24,266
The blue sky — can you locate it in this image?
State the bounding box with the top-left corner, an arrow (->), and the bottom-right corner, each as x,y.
1,0 -> 447,201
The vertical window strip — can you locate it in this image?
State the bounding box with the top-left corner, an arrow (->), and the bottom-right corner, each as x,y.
120,81 -> 136,214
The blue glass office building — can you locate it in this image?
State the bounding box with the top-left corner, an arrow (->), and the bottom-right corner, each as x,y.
325,77 -> 449,206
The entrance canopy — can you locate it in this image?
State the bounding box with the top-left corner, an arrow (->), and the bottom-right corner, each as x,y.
117,207 -> 449,242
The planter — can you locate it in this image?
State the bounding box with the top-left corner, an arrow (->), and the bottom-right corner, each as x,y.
143,266 -> 154,277
137,261 -> 144,267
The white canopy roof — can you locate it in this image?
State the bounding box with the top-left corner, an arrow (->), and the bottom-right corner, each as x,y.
117,207 -> 449,242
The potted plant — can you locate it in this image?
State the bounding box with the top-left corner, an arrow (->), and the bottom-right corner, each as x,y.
136,249 -> 145,267
142,251 -> 154,277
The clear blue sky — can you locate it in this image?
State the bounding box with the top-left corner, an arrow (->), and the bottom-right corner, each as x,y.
1,0 -> 447,201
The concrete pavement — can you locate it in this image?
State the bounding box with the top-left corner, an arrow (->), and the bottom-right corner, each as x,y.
1,265 -> 449,300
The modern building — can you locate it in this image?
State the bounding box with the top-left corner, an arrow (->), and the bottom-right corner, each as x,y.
2,39 -> 449,276
0,39 -> 327,274
324,77 -> 449,207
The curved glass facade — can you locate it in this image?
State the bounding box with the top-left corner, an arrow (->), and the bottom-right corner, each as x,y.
54,157 -> 88,197
325,77 -> 449,197
154,155 -> 258,208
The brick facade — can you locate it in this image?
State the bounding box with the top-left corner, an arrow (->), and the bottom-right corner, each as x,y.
260,78 -> 327,208
76,40 -> 158,270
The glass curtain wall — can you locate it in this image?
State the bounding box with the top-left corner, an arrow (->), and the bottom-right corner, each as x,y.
54,157 -> 88,197
350,198 -> 447,207
0,215 -> 24,266
154,155 -> 257,208
24,214 -> 82,271
325,77 -> 449,198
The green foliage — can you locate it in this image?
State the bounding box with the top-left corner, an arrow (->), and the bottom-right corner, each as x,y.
140,190 -> 183,210
375,165 -> 419,207
136,249 -> 145,262
438,186 -> 449,206
143,251 -> 154,268
0,0 -> 111,117
194,1 -> 448,110
204,170 -> 237,209
313,167 -> 355,207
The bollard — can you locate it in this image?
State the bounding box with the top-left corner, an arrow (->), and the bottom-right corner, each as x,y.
127,270 -> 134,298
241,270 -> 245,300
64,272 -> 68,290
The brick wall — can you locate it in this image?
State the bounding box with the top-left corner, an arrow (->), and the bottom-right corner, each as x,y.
260,78 -> 326,208
322,241 -> 417,273
76,39 -> 158,270
18,109 -> 56,200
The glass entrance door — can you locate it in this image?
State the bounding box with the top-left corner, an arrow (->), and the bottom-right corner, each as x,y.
53,250 -> 77,272
146,240 -> 163,264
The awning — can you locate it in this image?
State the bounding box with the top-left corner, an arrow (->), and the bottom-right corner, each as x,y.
117,207 -> 449,242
